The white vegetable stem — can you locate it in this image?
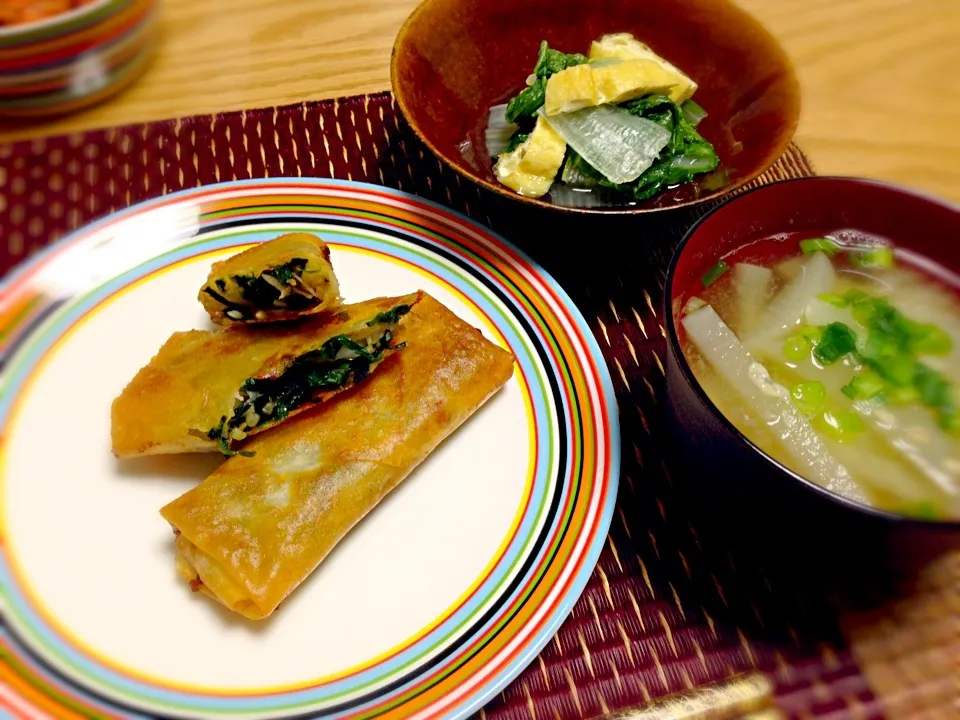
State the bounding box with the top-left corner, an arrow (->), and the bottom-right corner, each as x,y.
683,304 -> 865,503
854,401 -> 960,499
826,440 -> 951,507
762,349 -> 960,504
746,251 -> 836,348
540,105 -> 670,184
733,263 -> 773,337
803,297 -> 860,330
485,104 -> 519,158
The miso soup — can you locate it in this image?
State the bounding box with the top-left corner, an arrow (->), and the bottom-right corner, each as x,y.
678,231 -> 960,521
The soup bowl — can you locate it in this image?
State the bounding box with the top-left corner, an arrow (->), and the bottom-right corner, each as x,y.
663,177 -> 960,539
391,0 -> 800,214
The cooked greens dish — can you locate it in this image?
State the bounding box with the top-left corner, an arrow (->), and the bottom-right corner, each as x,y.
487,33 -> 719,207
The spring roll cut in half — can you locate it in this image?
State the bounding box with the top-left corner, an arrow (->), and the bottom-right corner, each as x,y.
161,295 -> 515,619
199,233 -> 341,325
111,292 -> 421,457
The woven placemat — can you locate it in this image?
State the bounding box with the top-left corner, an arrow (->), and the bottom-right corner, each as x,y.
0,91 -> 956,720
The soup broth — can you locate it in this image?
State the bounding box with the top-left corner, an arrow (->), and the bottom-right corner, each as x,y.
678,231 -> 960,521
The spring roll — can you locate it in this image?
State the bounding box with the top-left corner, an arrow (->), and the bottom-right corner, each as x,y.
199,233 -> 341,325
112,292 -> 421,457
161,294 -> 515,619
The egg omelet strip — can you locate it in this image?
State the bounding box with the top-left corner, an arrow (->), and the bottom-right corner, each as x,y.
544,59 -> 682,116
588,33 -> 698,102
161,295 -> 515,619
493,117 -> 567,197
199,232 -> 342,326
111,292 -> 422,458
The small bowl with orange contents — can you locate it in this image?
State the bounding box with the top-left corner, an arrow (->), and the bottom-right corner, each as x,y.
0,0 -> 159,118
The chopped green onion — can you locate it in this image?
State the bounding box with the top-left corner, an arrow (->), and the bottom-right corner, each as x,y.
881,354 -> 917,387
818,293 -> 849,308
841,373 -> 886,401
942,406 -> 960,434
799,237 -> 841,256
848,247 -> 894,269
813,323 -> 858,365
802,326 -> 825,342
790,381 -> 827,415
816,409 -> 865,442
886,385 -> 920,405
908,323 -> 953,356
701,260 -> 729,287
843,288 -> 871,305
905,501 -> 941,521
914,363 -> 951,408
782,333 -> 812,363
851,300 -> 876,327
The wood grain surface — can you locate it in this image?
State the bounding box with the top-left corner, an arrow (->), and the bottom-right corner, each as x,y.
1,0 -> 958,203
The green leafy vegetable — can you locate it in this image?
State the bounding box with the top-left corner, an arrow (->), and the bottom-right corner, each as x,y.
701,260 -> 729,287
201,286 -> 248,319
533,40 -> 588,78
366,304 -> 412,326
790,381 -> 827,415
623,95 -> 718,200
207,327 -> 402,455
503,131 -> 530,154
813,323 -> 858,365
679,98 -> 707,126
505,80 -> 546,124
269,258 -> 307,285
799,237 -> 841,256
503,41 -> 588,124
230,258 -> 311,311
567,94 -> 719,200
622,94 -> 674,118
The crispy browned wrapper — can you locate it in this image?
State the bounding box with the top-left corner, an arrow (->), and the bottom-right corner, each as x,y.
111,292 -> 422,457
199,233 -> 341,325
161,294 -> 515,619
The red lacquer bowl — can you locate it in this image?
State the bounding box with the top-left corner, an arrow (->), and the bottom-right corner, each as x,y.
391,0 -> 800,214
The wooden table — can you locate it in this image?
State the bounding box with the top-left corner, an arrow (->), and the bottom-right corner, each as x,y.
2,0 -> 959,204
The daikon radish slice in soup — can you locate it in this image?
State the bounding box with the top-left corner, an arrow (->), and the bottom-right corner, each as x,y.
679,231 -> 960,521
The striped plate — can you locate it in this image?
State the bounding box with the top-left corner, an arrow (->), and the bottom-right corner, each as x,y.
0,179 -> 619,719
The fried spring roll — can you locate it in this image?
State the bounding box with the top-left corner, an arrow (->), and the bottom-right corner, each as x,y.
112,292 -> 421,457
160,295 -> 515,619
199,233 -> 341,325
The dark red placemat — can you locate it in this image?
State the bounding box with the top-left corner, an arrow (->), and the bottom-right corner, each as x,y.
1,91 -> 954,720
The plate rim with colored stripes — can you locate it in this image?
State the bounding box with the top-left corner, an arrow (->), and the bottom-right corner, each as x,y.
0,178 -> 619,719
